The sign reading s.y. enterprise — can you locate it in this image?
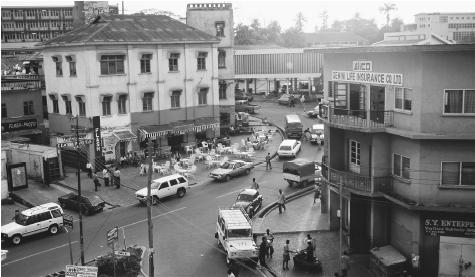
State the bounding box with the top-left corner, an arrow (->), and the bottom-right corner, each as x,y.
332,71 -> 403,86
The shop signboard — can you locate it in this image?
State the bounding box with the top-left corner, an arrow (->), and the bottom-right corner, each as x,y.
332,71 -> 403,86
1,118 -> 37,133
92,116 -> 104,169
423,215 -> 475,238
65,265 -> 97,277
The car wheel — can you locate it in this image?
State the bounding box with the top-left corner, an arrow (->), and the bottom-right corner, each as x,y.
49,224 -> 59,235
245,169 -> 250,175
152,196 -> 159,205
225,175 -> 231,182
177,188 -> 186,198
11,234 -> 22,245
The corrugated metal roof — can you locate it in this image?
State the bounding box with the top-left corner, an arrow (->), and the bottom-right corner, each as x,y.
41,14 -> 219,47
303,32 -> 369,44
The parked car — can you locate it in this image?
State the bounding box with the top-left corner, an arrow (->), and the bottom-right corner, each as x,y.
235,100 -> 261,114
283,158 -> 316,186
58,191 -> 105,216
277,139 -> 302,158
231,189 -> 263,218
310,124 -> 324,145
278,94 -> 290,105
306,105 -> 321,118
1,203 -> 64,245
135,174 -> 189,205
209,160 -> 254,181
235,89 -> 253,102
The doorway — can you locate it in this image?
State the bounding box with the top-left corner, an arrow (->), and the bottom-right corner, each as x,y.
350,84 -> 366,118
370,86 -> 385,124
168,135 -> 184,153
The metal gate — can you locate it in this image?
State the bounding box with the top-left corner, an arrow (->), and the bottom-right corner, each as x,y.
60,147 -> 88,170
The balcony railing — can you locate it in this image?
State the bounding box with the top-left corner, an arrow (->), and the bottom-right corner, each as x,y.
1,75 -> 45,91
324,107 -> 393,130
321,164 -> 392,194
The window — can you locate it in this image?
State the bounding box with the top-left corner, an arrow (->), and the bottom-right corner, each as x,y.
76,96 -> 86,116
215,21 -> 225,37
62,96 -> 72,115
197,52 -> 207,70
140,54 -> 151,73
198,88 -> 208,105
102,96 -> 112,115
100,55 -> 125,75
169,179 -> 178,186
52,98 -> 59,113
444,89 -> 475,114
393,154 -> 410,180
335,83 -> 347,108
52,56 -> 62,76
118,95 -> 127,114
178,177 -> 186,183
51,209 -> 62,218
441,162 -> 475,186
38,211 -> 52,221
169,53 -> 179,72
395,87 -> 412,111
219,81 -> 227,100
218,50 -> 226,68
66,56 -> 76,76
349,140 -> 360,173
159,182 -> 169,190
453,31 -> 475,41
171,90 -> 181,108
142,92 -> 153,111
2,103 -> 7,117
23,101 -> 34,115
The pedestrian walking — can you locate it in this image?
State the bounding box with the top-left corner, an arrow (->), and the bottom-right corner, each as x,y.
341,251 -> 350,277
259,236 -> 268,269
113,167 -> 121,189
103,168 -> 110,187
282,240 -> 291,270
251,178 -> 259,190
304,128 -> 311,141
93,172 -> 101,192
305,234 -> 317,258
86,161 -> 93,178
265,153 -> 272,170
265,229 -> 274,259
313,183 -> 320,204
277,189 -> 286,214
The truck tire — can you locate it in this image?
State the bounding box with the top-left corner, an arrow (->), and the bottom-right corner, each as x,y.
177,188 -> 186,198
11,234 -> 22,245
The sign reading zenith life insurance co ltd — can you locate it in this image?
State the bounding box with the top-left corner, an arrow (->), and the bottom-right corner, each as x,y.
332,60 -> 403,86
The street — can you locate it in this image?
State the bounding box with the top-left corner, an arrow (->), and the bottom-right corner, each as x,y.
1,101 -> 324,277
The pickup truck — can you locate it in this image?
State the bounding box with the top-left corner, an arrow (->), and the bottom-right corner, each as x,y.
235,100 -> 260,114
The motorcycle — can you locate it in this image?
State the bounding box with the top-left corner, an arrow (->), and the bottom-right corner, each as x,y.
292,249 -> 322,272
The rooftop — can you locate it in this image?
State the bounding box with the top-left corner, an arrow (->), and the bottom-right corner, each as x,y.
41,14 -> 219,48
308,43 -> 475,54
303,32 -> 369,44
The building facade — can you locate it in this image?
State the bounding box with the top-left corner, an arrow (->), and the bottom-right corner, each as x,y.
186,3 -> 235,132
41,14 -> 220,165
318,44 -> 475,276
415,13 -> 475,42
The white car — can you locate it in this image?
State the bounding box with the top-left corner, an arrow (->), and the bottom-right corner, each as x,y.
1,203 -> 64,245
135,174 -> 189,205
277,139 -> 302,158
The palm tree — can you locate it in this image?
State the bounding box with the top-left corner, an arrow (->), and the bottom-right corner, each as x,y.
295,12 -> 307,32
379,3 -> 397,27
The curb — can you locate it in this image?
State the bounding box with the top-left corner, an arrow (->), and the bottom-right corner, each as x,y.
256,185 -> 315,220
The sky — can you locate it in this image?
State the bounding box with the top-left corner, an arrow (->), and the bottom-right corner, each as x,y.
2,0 -> 475,32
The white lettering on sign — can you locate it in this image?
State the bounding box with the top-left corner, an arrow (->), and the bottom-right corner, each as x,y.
332,71 -> 403,86
94,128 -> 101,152
352,61 -> 372,71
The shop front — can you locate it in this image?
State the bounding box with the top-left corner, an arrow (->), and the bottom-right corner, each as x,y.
101,129 -> 137,162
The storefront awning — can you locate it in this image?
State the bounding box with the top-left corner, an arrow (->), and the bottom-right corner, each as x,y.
138,125 -> 172,140
113,130 -> 137,142
170,120 -> 194,135
194,117 -> 220,132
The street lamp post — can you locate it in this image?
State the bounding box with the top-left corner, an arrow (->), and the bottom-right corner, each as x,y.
146,139 -> 155,277
72,115 -> 85,265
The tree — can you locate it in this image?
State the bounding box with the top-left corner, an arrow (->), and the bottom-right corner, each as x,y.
234,23 -> 256,45
281,27 -> 306,47
379,3 -> 397,27
320,10 -> 329,31
295,12 -> 306,32
375,17 -> 404,42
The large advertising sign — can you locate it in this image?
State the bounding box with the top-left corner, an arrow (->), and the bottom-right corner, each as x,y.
83,1 -> 110,23
1,119 -> 37,133
424,214 -> 475,238
92,116 -> 103,169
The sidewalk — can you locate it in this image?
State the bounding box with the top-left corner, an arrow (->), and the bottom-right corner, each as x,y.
253,194 -> 372,277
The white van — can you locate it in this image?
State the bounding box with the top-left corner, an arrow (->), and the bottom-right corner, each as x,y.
135,174 -> 189,205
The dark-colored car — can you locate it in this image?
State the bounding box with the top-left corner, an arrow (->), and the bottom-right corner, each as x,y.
231,189 -> 263,217
235,89 -> 253,102
58,192 -> 106,216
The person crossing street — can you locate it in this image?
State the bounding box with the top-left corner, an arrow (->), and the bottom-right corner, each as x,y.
265,153 -> 272,170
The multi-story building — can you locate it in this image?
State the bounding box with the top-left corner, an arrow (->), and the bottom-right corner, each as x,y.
1,74 -> 47,144
318,44 -> 475,276
1,1 -> 119,55
186,3 -> 235,132
378,12 -> 475,45
41,14 -> 221,165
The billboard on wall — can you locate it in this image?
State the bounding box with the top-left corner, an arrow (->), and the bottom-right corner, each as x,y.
423,214 -> 475,238
92,116 -> 104,169
83,1 -> 110,23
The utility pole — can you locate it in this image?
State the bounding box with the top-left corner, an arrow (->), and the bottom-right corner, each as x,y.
74,115 -> 85,265
339,179 -> 343,275
146,139 -> 155,277
122,1 -> 124,15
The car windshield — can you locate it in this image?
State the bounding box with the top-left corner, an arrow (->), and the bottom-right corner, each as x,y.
220,162 -> 233,169
280,146 -> 292,151
237,194 -> 254,202
228,228 -> 252,238
87,195 -> 103,206
15,213 -> 29,226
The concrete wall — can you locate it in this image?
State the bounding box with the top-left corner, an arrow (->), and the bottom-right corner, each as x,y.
390,206 -> 420,256
1,89 -> 44,122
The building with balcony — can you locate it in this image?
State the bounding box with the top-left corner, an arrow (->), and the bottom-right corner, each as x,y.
41,14 -> 221,165
317,44 -> 475,276
1,74 -> 47,144
186,3 -> 235,132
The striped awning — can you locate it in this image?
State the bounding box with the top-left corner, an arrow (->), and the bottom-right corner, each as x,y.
113,130 -> 137,142
138,125 -> 171,140
194,117 -> 220,132
138,118 -> 220,140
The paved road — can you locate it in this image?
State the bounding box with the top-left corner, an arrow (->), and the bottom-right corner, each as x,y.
1,101 -> 323,277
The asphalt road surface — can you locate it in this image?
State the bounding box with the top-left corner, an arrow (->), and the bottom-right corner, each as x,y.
1,101 -> 323,277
